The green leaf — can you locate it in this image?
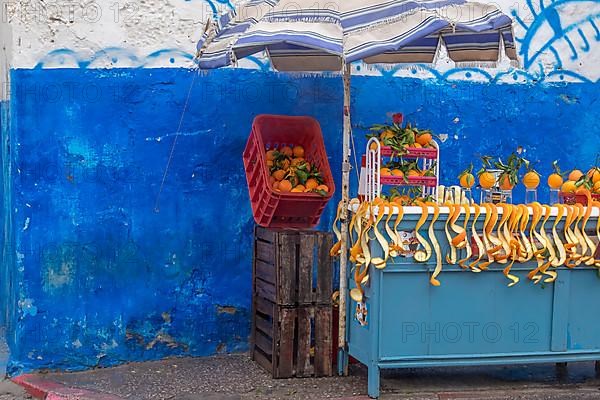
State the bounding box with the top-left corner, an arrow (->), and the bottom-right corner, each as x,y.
296,169 -> 308,185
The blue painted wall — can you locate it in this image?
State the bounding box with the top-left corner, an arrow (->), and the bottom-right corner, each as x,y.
6,68 -> 600,373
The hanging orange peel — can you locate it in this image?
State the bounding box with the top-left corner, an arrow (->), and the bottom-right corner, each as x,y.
428,202 -> 443,286
391,205 -> 405,256
450,204 -> 467,249
370,198 -> 389,269
468,204 -> 485,271
385,206 -> 398,258
457,204 -> 474,270
551,204 -> 567,267
579,193 -> 595,265
538,205 -> 557,283
518,204 -> 533,262
478,203 -> 496,271
349,201 -> 373,303
563,204 -> 579,268
499,204 -> 520,287
330,201 -> 344,257
570,204 -> 586,265
444,203 -> 458,265
333,197 -> 600,296
527,202 -> 546,283
594,200 -> 600,267
414,201 -> 432,263
484,204 -> 504,265
494,203 -> 513,263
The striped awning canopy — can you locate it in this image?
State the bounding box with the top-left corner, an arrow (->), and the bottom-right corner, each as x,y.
196,0 -> 517,71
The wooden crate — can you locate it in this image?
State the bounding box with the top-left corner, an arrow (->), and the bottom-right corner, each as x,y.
251,298 -> 333,378
253,226 -> 333,306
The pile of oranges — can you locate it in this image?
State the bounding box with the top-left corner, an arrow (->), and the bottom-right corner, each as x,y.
380,160 -> 436,179
549,167 -> 600,194
368,115 -> 437,182
265,145 -> 330,195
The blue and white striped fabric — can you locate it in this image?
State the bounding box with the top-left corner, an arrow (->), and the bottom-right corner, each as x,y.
196,0 -> 517,71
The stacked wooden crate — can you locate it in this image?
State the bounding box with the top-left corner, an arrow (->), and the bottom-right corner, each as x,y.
252,226 -> 333,378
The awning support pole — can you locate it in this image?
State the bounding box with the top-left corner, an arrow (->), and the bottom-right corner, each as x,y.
338,63 -> 351,376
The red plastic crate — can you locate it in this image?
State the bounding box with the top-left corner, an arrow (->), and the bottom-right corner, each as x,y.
380,175 -> 437,187
380,146 -> 437,159
559,192 -> 600,205
242,115 -> 335,229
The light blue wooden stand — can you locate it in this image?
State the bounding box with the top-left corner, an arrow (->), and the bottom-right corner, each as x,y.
339,211 -> 600,398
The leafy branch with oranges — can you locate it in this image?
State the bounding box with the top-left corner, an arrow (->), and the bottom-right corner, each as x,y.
266,146 -> 330,195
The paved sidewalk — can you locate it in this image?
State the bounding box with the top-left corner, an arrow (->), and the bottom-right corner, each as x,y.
12,354 -> 600,399
0,380 -> 30,400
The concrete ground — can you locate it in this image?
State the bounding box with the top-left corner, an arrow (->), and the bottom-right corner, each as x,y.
0,380 -> 30,400
10,354 -> 596,400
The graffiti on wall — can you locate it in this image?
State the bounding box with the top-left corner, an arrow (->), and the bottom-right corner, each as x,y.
513,0 -> 600,82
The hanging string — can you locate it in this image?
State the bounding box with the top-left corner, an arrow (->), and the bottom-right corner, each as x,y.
154,70 -> 198,213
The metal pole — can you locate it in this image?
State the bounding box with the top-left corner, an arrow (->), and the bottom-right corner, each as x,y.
338,63 -> 351,376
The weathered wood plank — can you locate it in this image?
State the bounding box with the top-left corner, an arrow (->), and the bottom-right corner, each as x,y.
251,226 -> 258,364
316,232 -> 333,305
314,306 -> 333,377
255,226 -> 276,243
255,296 -> 274,317
255,330 -> 273,356
255,313 -> 273,338
253,346 -> 273,374
256,277 -> 276,303
276,307 -> 296,378
256,240 -> 275,263
255,259 -> 276,285
296,307 -> 313,377
278,234 -> 298,305
298,234 -> 316,305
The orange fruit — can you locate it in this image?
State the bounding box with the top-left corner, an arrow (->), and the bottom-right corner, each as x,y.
380,168 -> 392,176
369,142 -> 379,151
272,181 -> 280,190
316,184 -> 329,193
479,172 -> 495,189
295,184 -> 306,191
291,187 -> 304,193
305,178 -> 319,190
280,159 -> 290,170
272,170 -> 286,181
291,157 -> 304,167
594,181 -> 600,193
266,160 -> 274,167
416,132 -> 432,146
279,179 -> 292,192
459,173 -> 475,189
522,171 -> 540,189
407,170 -> 421,177
568,169 -> 583,182
547,173 -> 563,189
561,180 -> 577,193
575,187 -> 590,196
380,130 -> 394,140
293,145 -> 304,158
280,146 -> 293,157
499,175 -> 514,190
412,143 -> 422,148
587,167 -> 600,184
391,169 -> 404,177
266,150 -> 276,161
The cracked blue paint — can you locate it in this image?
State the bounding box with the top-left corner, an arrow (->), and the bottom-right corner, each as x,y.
3,68 -> 600,374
